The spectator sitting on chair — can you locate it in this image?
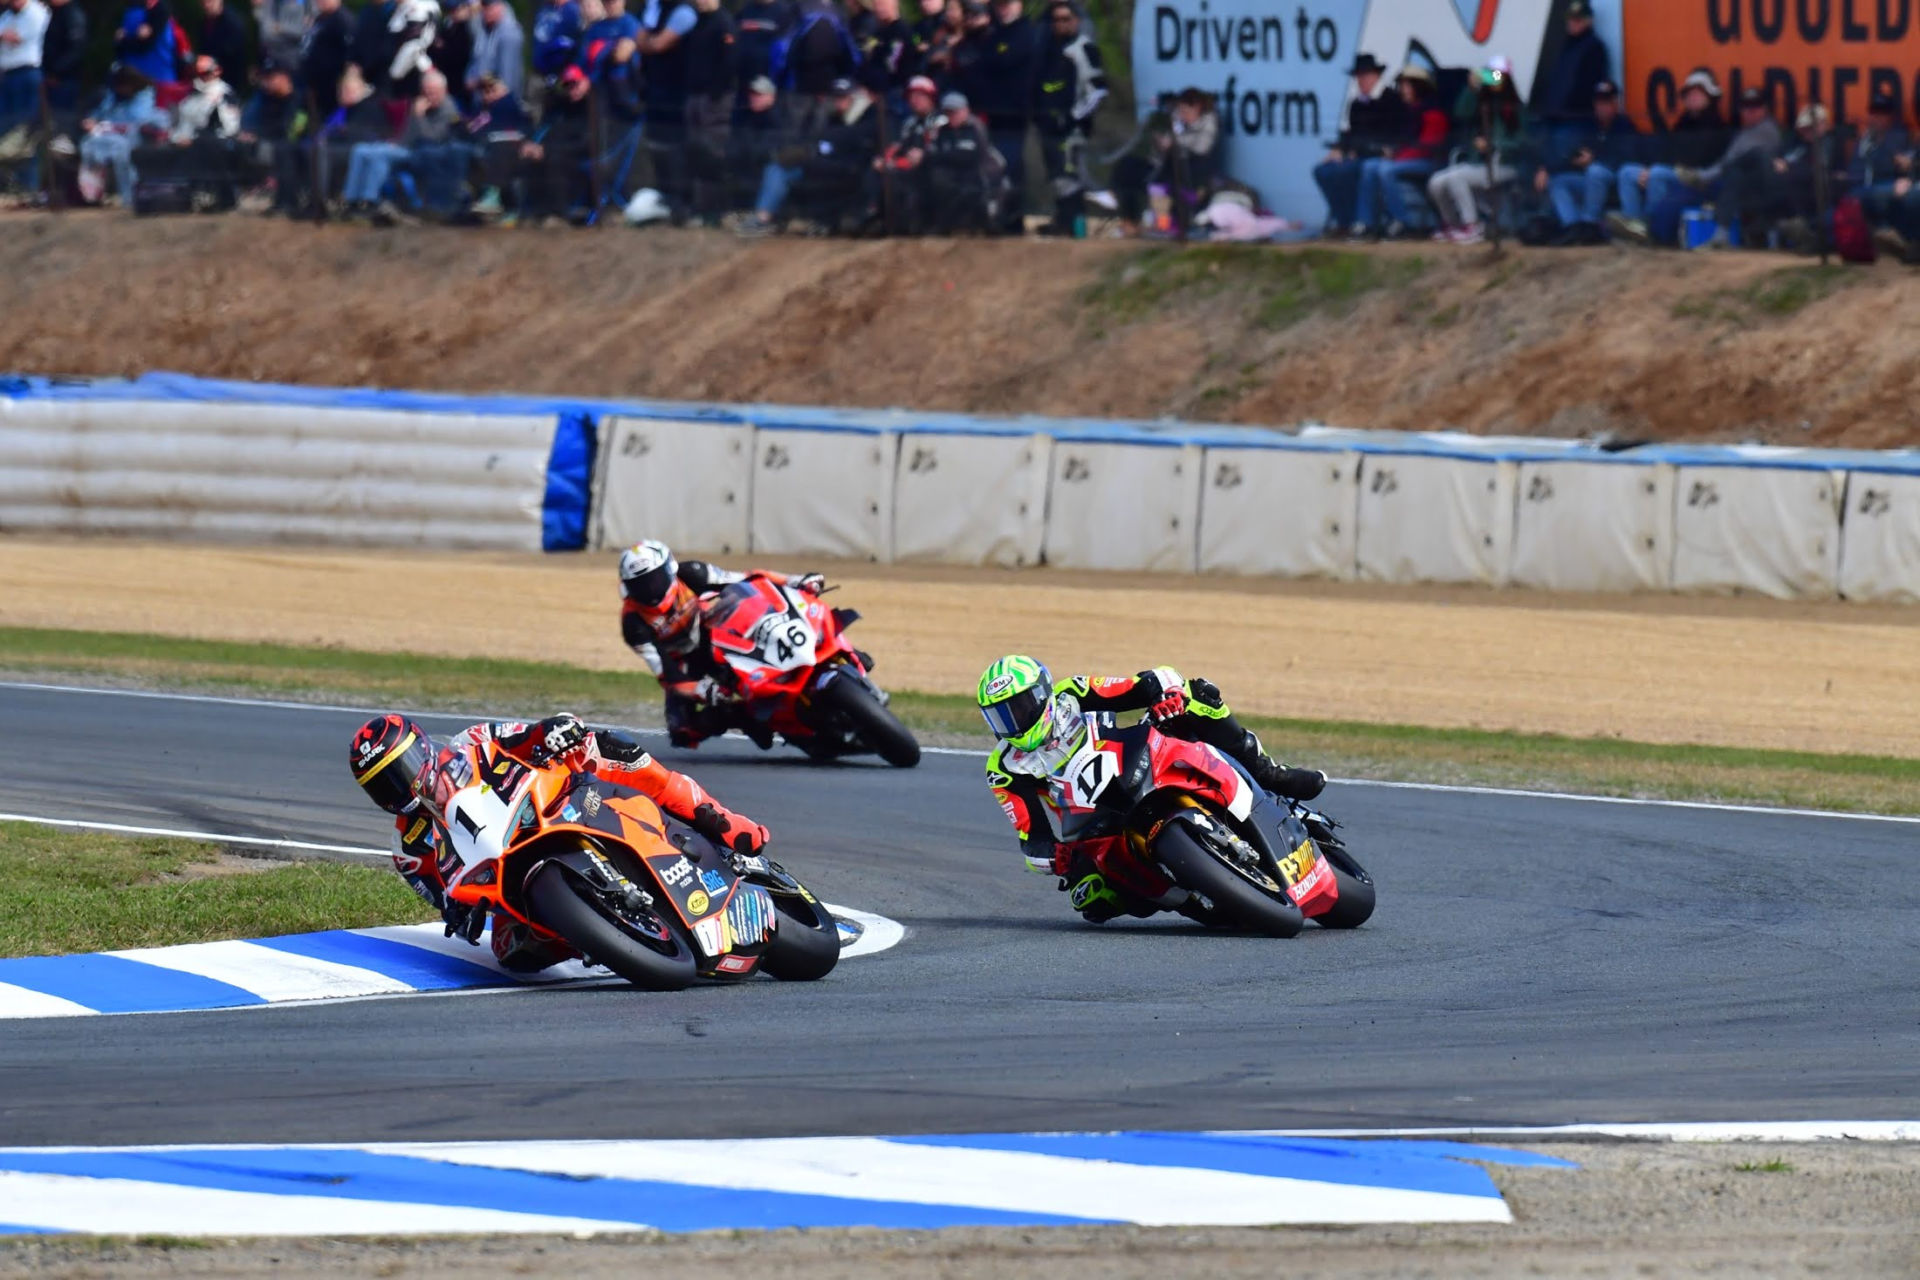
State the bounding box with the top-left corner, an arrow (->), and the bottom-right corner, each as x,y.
1105,88 -> 1171,235
1672,86 -> 1782,249
923,88 -> 1005,233
238,56 -> 305,212
1168,85 -> 1221,206
1312,51 -> 1398,236
339,65 -> 459,219
195,0 -> 250,96
873,71 -> 936,232
1608,66 -> 1725,244
171,55 -> 242,142
401,65 -> 470,216
461,71 -> 525,216
1427,55 -> 1527,244
738,73 -> 855,234
1540,79 -> 1639,243
316,63 -> 389,205
1854,95 -> 1911,245
1350,63 -> 1447,240
1754,102 -> 1845,253
518,60 -> 595,222
726,73 -> 781,211
77,62 -> 164,202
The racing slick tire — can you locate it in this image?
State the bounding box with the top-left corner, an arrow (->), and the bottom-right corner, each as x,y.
526,862 -> 699,991
1312,841 -> 1376,930
1153,821 -> 1305,938
760,891 -> 842,981
817,676 -> 921,768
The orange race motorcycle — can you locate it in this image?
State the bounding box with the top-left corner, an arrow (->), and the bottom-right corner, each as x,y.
439,755 -> 840,990
1040,710 -> 1375,937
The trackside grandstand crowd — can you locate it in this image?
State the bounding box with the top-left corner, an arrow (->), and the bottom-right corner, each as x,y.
0,0 -> 1914,256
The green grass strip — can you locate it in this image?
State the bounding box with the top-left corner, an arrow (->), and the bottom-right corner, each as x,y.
2,625 -> 1918,816
0,822 -> 432,958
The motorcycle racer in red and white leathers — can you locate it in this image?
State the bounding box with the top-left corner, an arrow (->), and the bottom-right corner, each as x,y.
977,655 -> 1326,923
348,711 -> 769,970
616,540 -> 830,750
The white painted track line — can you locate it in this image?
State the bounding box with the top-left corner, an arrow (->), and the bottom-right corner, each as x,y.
1255,1122 -> 1920,1142
5,679 -> 1917,825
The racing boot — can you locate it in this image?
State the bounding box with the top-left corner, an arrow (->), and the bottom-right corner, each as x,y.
1228,728 -> 1326,802
1065,870 -> 1155,924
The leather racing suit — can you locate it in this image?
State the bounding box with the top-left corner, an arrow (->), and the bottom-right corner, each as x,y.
985,669 -> 1324,922
391,715 -> 768,970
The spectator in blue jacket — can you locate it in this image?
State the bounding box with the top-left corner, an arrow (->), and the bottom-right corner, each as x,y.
580,0 -> 639,73
1539,80 -> 1640,241
531,0 -> 580,76
115,0 -> 183,85
78,62 -> 166,201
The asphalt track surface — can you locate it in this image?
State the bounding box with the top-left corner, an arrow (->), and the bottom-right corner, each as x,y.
0,683 -> 1914,1147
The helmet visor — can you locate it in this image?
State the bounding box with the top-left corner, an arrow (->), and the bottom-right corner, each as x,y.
981,682 -> 1051,749
357,731 -> 432,815
624,560 -> 676,606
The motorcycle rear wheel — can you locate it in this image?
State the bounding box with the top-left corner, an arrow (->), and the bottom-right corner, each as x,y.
760,890 -> 842,981
816,676 -> 921,768
526,863 -> 699,991
1154,821 -> 1305,938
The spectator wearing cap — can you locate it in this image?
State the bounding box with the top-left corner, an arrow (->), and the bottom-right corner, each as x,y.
461,71 -> 528,217
238,56 -> 304,212
0,0 -> 50,137
1350,63 -> 1446,239
172,54 -> 242,142
727,72 -> 781,208
873,70 -> 936,230
195,0 -> 250,95
1427,56 -> 1529,244
1032,0 -> 1104,235
1672,85 -> 1782,247
467,0 -> 524,100
39,0 -> 82,117
1312,51 -> 1400,235
739,73 -> 864,232
1853,95 -> 1911,235
518,59 -> 595,221
1609,66 -> 1725,244
1535,0 -> 1610,129
924,86 -> 1004,232
1538,79 -> 1639,241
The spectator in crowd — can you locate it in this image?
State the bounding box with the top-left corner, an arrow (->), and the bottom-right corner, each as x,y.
731,0 -> 790,106
340,64 -> 454,218
530,0 -> 581,76
1105,88 -> 1170,234
434,0 -> 477,107
1349,62 -> 1446,240
917,0 -> 965,84
851,0 -> 908,100
1854,95 -> 1910,241
781,0 -> 857,139
301,0 -> 355,117
254,0 -> 308,74
1540,78 -> 1639,242
1533,0 -> 1609,131
1168,85 -> 1220,200
873,70 -> 934,230
1869,148 -> 1920,260
115,0 -> 185,88
1608,66 -> 1724,244
923,88 -> 1003,232
1312,52 -> 1400,235
678,0 -> 739,223
1427,56 -> 1528,244
726,71 -> 780,205
462,69 -> 527,216
386,0 -> 444,101
401,64 -> 469,214
171,54 -> 242,142
635,0 -> 697,211
1769,102 -> 1848,250
738,73 -> 852,232
966,0 -> 1037,228
39,0 -> 81,115
77,63 -> 165,200
0,0 -> 49,135
237,55 -> 304,212
1673,85 -> 1782,249
598,33 -> 644,189
315,62 -> 388,201
518,59 -> 593,221
349,0 -> 396,94
195,0 -> 250,95
1031,0 -> 1103,236
466,0 -> 523,99
579,0 -> 637,72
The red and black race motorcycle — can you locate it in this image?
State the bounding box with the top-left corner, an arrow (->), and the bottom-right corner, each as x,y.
701,576 -> 920,768
1040,710 -> 1374,936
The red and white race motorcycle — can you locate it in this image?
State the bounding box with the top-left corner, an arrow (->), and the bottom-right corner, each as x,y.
700,576 -> 920,768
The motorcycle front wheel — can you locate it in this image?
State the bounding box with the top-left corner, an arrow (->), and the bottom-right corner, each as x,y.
526,862 -> 699,991
1153,821 -> 1305,938
759,889 -> 841,981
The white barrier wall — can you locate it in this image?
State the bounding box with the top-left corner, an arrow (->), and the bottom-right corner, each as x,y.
0,398 -> 552,549
1509,460 -> 1677,594
1197,448 -> 1359,580
592,415 -> 753,555
1355,454 -> 1518,586
1670,465 -> 1844,599
892,432 -> 1052,568
748,428 -> 898,561
1837,471 -> 1920,604
1042,441 -> 1203,572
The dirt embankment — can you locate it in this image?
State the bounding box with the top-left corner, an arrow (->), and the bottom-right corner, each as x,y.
3,214 -> 1918,447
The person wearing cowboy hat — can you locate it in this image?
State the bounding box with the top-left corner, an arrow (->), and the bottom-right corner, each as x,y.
1312,50 -> 1404,236
1608,66 -> 1727,244
1349,63 -> 1448,240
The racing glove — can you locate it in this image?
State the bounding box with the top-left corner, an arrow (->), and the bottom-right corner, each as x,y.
528,713 -> 590,765
1185,676 -> 1226,712
692,801 -> 770,856
794,572 -> 829,596
1142,666 -> 1187,722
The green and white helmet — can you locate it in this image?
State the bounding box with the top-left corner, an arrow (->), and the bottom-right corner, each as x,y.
977,654 -> 1054,751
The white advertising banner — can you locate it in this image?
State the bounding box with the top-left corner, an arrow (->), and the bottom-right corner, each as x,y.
593,415 -> 753,555
1670,465 -> 1844,599
748,428 -> 898,562
1043,441 -> 1203,572
1354,453 -> 1517,585
1509,459 -> 1676,594
1197,447 -> 1359,579
1838,471 -> 1920,604
892,432 -> 1053,568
